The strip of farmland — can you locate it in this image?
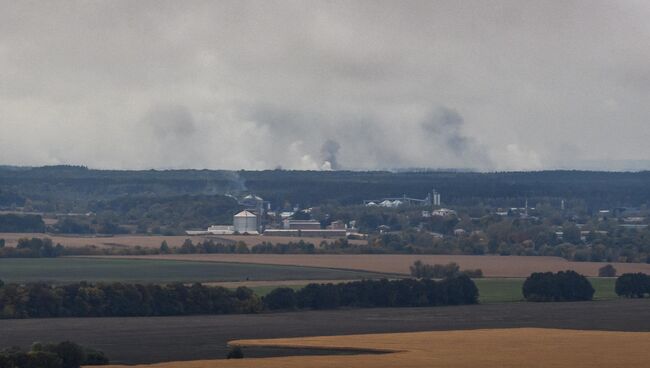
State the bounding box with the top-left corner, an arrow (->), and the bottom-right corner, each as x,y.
92,253 -> 650,277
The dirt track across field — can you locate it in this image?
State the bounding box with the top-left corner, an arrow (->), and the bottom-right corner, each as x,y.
97,253 -> 650,277
2,299 -> 649,365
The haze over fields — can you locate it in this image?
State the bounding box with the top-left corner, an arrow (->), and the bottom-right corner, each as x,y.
2,1 -> 650,171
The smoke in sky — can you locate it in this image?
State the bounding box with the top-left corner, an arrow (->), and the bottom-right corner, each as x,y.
320,139 -> 341,170
1,1 -> 649,171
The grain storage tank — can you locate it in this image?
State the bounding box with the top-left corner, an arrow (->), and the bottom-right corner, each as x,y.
233,210 -> 258,234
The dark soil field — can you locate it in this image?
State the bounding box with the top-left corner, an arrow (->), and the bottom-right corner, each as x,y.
0,258 -> 389,284
1,299 -> 649,365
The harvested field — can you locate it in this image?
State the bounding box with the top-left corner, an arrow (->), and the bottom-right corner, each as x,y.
0,233 -> 363,249
0,258 -> 388,284
105,328 -> 650,368
102,253 -> 650,277
2,299 -> 649,364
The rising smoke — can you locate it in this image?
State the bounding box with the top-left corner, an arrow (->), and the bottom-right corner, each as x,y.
420,107 -> 493,169
320,139 -> 341,170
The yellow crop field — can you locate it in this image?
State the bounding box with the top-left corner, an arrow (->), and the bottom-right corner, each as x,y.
100,328 -> 650,368
109,253 -> 650,277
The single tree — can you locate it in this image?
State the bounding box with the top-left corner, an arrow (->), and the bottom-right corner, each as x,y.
159,240 -> 170,254
598,264 -> 617,277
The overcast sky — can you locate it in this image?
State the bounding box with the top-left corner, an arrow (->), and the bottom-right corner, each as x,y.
1,1 -> 649,171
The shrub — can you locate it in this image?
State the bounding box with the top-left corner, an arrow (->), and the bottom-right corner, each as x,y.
226,346 -> 244,359
598,264 -> 617,277
410,261 -> 483,279
83,349 -> 109,365
462,269 -> 484,278
523,271 -> 594,302
43,342 -> 85,368
615,273 -> 650,298
25,351 -> 62,368
0,342 -> 108,368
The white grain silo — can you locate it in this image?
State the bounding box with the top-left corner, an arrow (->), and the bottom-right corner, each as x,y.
233,210 -> 258,234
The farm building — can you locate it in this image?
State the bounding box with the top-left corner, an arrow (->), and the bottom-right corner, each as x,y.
263,229 -> 347,238
283,219 -> 321,230
233,210 -> 259,234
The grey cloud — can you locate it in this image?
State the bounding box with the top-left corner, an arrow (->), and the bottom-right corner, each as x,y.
144,104 -> 197,140
1,1 -> 650,171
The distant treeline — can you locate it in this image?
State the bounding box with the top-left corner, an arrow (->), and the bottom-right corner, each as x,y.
3,235 -> 649,265
0,341 -> 108,368
0,214 -> 45,233
0,281 -> 262,319
3,166 -> 650,211
0,237 -> 64,258
0,277 -> 478,319
0,238 -> 401,258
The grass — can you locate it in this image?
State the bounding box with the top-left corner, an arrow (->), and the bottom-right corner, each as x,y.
476,277 -> 617,303
248,277 -> 619,303
0,258 -> 389,284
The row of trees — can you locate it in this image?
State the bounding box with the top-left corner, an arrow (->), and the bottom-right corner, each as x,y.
263,277 -> 479,310
0,342 -> 108,368
409,261 -> 483,279
523,270 -> 650,301
0,277 -> 478,319
0,281 -> 262,318
0,238 -> 64,258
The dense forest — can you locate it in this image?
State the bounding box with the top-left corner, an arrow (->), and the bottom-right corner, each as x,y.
2,166 -> 650,211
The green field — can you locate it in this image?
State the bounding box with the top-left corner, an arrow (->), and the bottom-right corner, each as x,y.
474,277 -> 617,303
0,258 -> 619,304
249,277 -> 619,303
0,257 -> 389,284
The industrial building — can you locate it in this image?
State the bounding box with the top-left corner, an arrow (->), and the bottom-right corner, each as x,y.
233,210 -> 259,234
263,229 -> 347,238
207,225 -> 234,235
283,219 -> 321,230
364,189 -> 441,208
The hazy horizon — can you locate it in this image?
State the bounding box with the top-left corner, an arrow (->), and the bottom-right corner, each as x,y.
1,1 -> 649,171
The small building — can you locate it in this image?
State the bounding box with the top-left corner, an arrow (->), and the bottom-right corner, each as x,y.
233,210 -> 259,234
432,208 -> 457,217
207,225 -> 235,235
263,229 -> 347,238
453,228 -> 467,237
328,220 -> 346,230
377,224 -> 391,234
283,219 -> 321,230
